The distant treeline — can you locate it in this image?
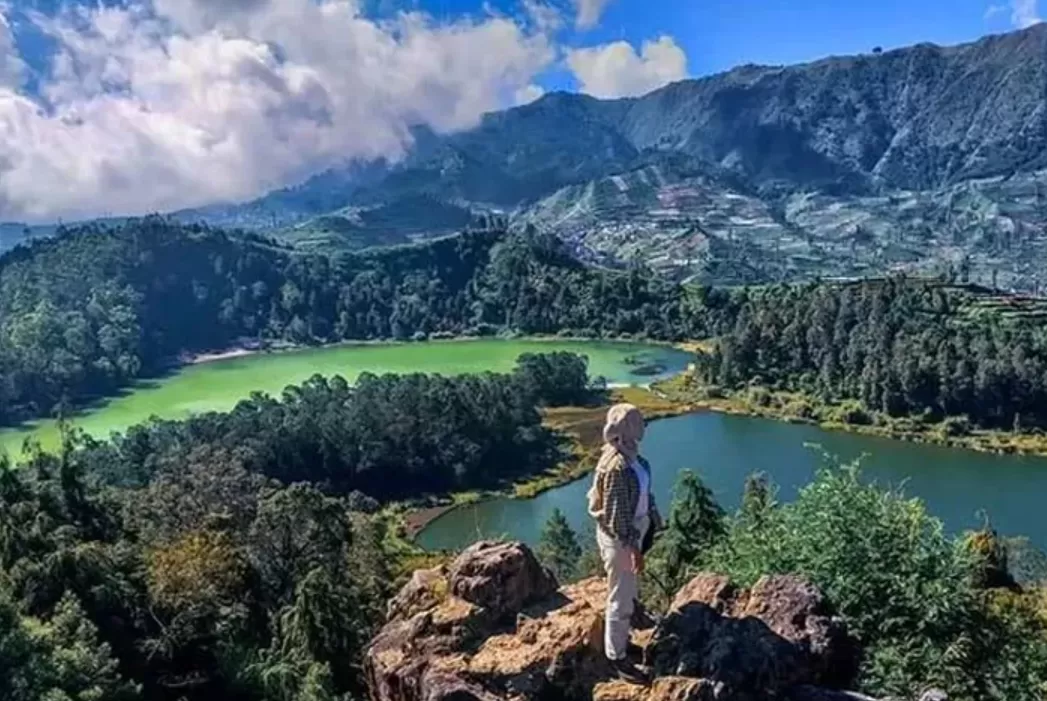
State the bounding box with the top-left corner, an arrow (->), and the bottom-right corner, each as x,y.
701,280 -> 1047,429
10,217 -> 1047,435
0,218 -> 731,426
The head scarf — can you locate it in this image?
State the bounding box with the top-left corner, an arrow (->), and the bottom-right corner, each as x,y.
587,402 -> 647,521
600,402 -> 645,464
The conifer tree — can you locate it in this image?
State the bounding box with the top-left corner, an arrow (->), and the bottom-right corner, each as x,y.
537,508 -> 582,583
645,470 -> 726,607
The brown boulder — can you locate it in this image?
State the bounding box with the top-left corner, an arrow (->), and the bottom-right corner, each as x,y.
646,572 -> 859,699
669,574 -> 735,614
466,577 -> 610,698
448,541 -> 558,618
387,565 -> 450,622
365,542 -> 606,701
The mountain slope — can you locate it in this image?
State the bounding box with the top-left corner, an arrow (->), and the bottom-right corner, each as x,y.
616,26 -> 1047,193
90,25 -> 1047,289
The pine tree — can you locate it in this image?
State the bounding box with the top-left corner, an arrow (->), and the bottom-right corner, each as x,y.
0,587 -> 41,701
645,470 -> 726,607
32,593 -> 140,701
737,472 -> 776,531
537,508 -> 582,583
663,470 -> 726,564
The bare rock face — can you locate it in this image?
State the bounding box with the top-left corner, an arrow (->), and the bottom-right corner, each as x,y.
647,573 -> 859,699
466,577 -> 611,698
386,566 -> 450,622
365,542 -> 879,701
447,541 -> 558,618
365,541 -> 608,701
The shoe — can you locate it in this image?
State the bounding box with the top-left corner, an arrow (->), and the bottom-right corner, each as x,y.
610,657 -> 651,686
630,605 -> 658,630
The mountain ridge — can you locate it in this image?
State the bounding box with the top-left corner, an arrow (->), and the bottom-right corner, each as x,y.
9,24 -> 1047,289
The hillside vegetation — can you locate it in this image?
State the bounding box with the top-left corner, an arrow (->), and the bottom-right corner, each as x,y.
0,218 -> 710,427
693,279 -> 1047,437
162,25 -> 1047,291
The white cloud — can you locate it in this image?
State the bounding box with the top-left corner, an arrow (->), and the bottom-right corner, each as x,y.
1010,0 -> 1042,27
574,0 -> 612,29
0,0 -> 555,222
522,0 -> 563,33
513,83 -> 545,105
985,3 -> 1008,19
566,35 -> 687,99
0,6 -> 24,88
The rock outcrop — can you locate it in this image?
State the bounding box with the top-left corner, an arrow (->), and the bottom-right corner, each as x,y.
364,540 -> 927,701
366,540 -> 608,700
646,573 -> 859,696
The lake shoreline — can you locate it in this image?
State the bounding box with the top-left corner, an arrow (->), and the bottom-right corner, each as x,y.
183,347 -> 259,364
178,333 -> 699,368
651,373 -> 1047,459
404,385 -> 701,538
3,336 -> 694,462
414,400 -> 1047,557
412,369 -> 1047,544
402,504 -> 460,538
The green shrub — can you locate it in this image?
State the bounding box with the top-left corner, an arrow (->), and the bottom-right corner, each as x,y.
746,386 -> 772,407
782,398 -> 816,420
827,400 -> 872,425
939,415 -> 973,437
690,458 -> 1047,700
697,385 -> 725,399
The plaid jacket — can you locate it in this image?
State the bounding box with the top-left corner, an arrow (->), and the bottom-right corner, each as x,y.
588,453 -> 661,548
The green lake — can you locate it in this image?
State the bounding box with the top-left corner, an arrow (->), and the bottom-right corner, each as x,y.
0,339 -> 692,458
416,411 -> 1047,553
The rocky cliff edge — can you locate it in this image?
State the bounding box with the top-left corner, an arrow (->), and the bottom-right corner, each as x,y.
364,540 -> 945,701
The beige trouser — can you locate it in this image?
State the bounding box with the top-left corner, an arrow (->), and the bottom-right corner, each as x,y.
597,515 -> 650,661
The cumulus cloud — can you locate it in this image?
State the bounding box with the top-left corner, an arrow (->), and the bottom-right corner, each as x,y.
574,0 -> 612,29
1010,0 -> 1042,27
0,6 -> 24,88
0,0 -> 555,222
566,35 -> 687,99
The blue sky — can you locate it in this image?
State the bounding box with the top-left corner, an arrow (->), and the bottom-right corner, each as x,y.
417,0 -> 1040,91
8,0 -> 1040,94
0,0 -> 1041,222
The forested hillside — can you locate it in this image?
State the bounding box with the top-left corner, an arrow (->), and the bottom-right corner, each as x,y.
5,223 -> 1047,701
700,280 -> 1047,430
11,215 -> 1047,439
0,218 -> 718,426
0,342 -> 605,699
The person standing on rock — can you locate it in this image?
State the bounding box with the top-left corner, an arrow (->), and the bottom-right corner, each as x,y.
587,402 -> 662,685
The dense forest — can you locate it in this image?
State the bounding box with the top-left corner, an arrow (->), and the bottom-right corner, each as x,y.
700,279 -> 1047,429
1,432 -> 395,701
70,351 -> 594,498
0,350 -> 598,701
6,221 -> 1047,700
0,217 -> 724,425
